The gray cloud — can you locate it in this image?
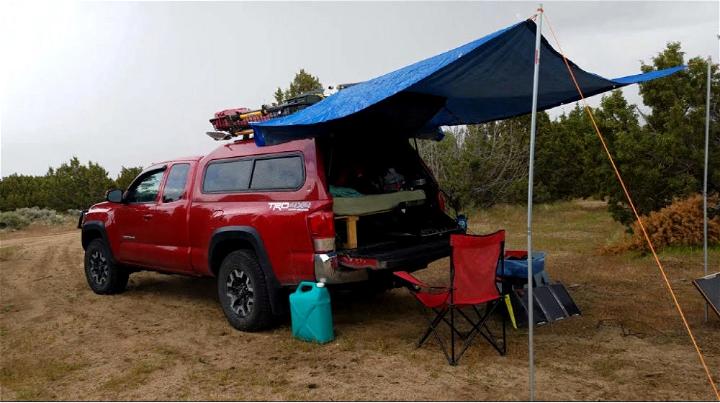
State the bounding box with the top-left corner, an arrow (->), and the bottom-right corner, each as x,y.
1,1 -> 718,177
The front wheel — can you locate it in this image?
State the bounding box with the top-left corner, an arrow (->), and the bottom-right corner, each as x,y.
84,239 -> 129,294
217,250 -> 273,331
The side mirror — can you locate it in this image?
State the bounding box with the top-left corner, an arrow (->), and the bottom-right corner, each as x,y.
106,189 -> 124,203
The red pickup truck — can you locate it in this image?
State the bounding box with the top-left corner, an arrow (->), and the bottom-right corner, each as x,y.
80,136 -> 461,331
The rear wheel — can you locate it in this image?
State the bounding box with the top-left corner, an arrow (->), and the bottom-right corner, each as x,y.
217,250 -> 273,331
84,239 -> 129,294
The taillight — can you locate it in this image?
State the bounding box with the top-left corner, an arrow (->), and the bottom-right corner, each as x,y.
308,210 -> 335,252
438,192 -> 446,212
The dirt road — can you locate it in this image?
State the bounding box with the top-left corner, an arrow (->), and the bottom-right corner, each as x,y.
1,203 -> 718,400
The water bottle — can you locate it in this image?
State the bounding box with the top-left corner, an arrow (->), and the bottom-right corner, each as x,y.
457,213 -> 468,230
289,281 -> 334,344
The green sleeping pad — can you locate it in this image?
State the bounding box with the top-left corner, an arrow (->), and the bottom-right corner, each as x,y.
332,190 -> 426,216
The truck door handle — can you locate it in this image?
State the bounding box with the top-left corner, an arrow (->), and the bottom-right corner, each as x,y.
143,214 -> 153,220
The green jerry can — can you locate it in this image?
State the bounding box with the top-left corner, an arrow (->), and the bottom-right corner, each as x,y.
289,281 -> 334,344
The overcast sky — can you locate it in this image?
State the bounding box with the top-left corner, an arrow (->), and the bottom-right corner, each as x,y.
1,1 -> 718,178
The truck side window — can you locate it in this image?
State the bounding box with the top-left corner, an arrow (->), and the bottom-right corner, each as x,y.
125,170 -> 165,203
203,159 -> 253,192
250,156 -> 304,190
162,164 -> 190,202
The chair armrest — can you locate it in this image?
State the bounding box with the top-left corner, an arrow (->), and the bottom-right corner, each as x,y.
394,271 -> 449,293
393,271 -> 428,288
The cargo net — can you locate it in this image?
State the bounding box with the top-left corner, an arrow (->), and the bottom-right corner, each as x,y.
207,92 -> 325,141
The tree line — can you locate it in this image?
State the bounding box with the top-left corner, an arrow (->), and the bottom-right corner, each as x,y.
0,159 -> 142,212
0,42 -> 717,228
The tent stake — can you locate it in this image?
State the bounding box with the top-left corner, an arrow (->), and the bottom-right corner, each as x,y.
527,4 -> 543,401
703,56 -> 711,322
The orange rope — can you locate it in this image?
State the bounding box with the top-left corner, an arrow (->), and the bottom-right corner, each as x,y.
542,13 -> 720,400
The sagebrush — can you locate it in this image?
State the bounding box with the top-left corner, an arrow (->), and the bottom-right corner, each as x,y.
610,193 -> 720,252
0,207 -> 73,230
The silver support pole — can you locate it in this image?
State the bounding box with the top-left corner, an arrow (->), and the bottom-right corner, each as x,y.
527,4 -> 543,401
703,56 -> 711,322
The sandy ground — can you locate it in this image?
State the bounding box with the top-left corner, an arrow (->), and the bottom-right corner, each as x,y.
0,202 -> 718,401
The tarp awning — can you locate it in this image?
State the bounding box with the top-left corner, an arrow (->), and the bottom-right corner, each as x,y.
251,19 -> 684,146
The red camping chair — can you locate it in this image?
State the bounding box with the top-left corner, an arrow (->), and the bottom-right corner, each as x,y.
394,230 -> 506,365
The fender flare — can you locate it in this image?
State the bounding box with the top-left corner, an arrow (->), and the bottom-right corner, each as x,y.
81,221 -> 109,249
208,226 -> 285,315
81,221 -> 118,264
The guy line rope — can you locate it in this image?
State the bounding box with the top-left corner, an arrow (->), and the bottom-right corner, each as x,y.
541,12 -> 719,400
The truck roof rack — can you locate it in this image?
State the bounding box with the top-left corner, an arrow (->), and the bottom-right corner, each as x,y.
207,91 -> 325,141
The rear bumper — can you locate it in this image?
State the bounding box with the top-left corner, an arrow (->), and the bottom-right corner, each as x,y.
338,238 -> 451,271
314,252 -> 368,284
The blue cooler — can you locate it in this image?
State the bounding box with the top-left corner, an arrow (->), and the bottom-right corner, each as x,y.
289,281 -> 334,344
498,250 -> 548,286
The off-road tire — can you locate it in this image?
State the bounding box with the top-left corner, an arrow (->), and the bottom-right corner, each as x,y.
217,250 -> 273,331
84,239 -> 129,294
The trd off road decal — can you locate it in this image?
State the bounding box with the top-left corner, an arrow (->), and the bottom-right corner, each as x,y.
268,201 -> 311,212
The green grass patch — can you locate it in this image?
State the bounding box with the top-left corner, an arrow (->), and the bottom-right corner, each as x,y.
590,357 -> 634,380
0,357 -> 90,400
100,360 -> 165,393
0,246 -> 21,262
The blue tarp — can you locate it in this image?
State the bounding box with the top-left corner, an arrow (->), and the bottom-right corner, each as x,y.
252,19 -> 684,146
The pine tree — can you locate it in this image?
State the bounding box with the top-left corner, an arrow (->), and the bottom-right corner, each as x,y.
273,69 -> 323,104
115,166 -> 143,190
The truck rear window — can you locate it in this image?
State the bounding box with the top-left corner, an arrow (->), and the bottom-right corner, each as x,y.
250,156 -> 303,190
203,159 -> 253,192
203,155 -> 304,193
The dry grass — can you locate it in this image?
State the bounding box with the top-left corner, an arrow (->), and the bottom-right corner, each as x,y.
0,247 -> 20,263
0,221 -> 77,241
0,200 -> 718,400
